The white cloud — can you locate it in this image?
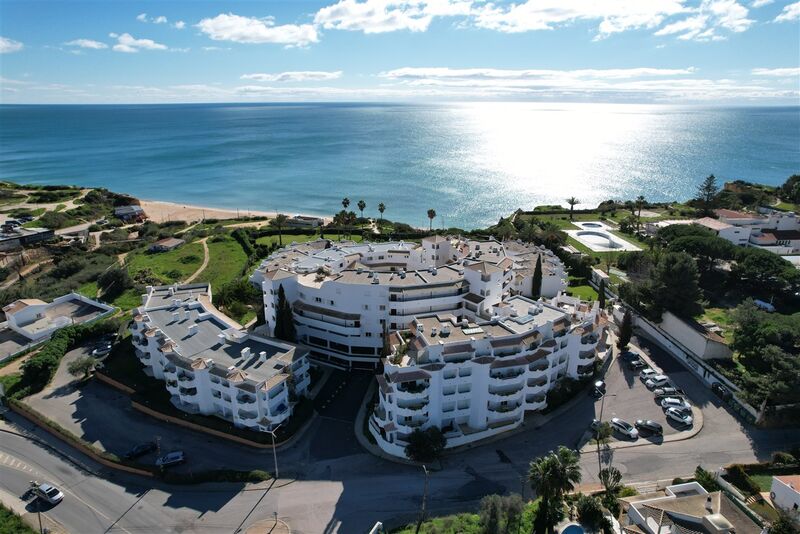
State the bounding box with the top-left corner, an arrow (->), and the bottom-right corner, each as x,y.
64,38 -> 108,49
774,1 -> 800,21
202,46 -> 230,51
173,20 -> 186,29
241,70 -> 343,82
380,66 -> 699,83
196,13 -> 318,47
0,36 -> 24,54
153,16 -> 168,24
471,0 -> 687,37
751,67 -> 800,76
314,0 -> 473,34
751,0 -> 772,7
136,13 -> 148,22
653,0 -> 752,41
110,33 -> 168,53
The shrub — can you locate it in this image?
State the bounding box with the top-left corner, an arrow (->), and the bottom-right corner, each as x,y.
725,464 -> 761,496
694,466 -> 722,492
771,451 -> 796,466
576,494 -> 605,530
405,427 -> 447,463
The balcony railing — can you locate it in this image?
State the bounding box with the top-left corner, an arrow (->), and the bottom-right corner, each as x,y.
177,373 -> 194,382
237,395 -> 256,405
579,350 -> 595,360
527,378 -> 548,388
488,383 -> 524,396
490,370 -> 525,381
397,382 -> 429,394
238,410 -> 258,420
397,400 -> 429,411
488,402 -> 522,413
179,387 -> 197,397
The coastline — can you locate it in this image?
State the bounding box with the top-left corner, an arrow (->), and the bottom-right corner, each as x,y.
138,199 -> 332,225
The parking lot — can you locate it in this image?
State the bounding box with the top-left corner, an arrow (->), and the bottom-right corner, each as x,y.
593,345 -> 698,445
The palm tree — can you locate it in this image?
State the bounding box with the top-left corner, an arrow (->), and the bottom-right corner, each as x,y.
271,213 -> 288,246
427,209 -> 436,231
378,202 -> 386,224
342,197 -> 350,211
635,195 -> 646,233
528,446 -> 582,534
566,197 -> 579,220
599,466 -> 622,496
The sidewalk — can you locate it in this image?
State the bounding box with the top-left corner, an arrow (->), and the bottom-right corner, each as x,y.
0,487 -> 69,534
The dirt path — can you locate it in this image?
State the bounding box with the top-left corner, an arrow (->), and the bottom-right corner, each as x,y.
183,237 -> 209,283
0,258 -> 54,290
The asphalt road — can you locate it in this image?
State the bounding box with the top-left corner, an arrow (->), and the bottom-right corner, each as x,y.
2,337 -> 800,534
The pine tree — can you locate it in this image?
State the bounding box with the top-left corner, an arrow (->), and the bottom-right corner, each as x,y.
274,285 -> 296,342
532,255 -> 543,299
617,309 -> 632,350
598,278 -> 606,309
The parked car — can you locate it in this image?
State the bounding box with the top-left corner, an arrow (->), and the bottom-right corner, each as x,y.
590,418 -> 602,433
711,382 -> 732,401
91,343 -> 113,357
634,419 -> 663,435
645,375 -> 670,390
155,451 -> 185,468
5,220 -> 21,227
661,397 -> 692,411
620,351 -> 639,362
665,407 -> 693,426
30,482 -> 64,504
653,386 -> 684,398
124,441 -> 157,460
95,218 -> 109,225
628,359 -> 646,370
610,417 -> 639,439
639,368 -> 658,381
18,215 -> 34,223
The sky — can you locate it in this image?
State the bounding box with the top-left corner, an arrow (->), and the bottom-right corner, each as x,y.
0,0 -> 799,104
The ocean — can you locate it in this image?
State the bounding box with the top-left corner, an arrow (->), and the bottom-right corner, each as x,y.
0,102 -> 798,229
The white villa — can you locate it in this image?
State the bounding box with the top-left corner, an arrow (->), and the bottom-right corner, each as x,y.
369,293 -> 609,456
130,283 -> 310,432
250,236 -> 568,370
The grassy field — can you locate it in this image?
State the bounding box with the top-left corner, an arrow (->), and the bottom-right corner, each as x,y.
77,280 -> 99,299
392,500 -> 539,533
567,284 -> 599,301
255,233 -> 320,247
125,241 -> 204,284
112,288 -> 143,310
698,307 -> 736,338
194,237 -> 248,288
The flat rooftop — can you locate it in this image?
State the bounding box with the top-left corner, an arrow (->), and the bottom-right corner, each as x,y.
17,299 -> 108,335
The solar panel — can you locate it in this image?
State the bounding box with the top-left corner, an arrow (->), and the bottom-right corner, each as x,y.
462,327 -> 484,335
512,315 -> 535,325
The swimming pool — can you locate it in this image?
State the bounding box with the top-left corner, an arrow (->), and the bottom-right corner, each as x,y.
560,524 -> 585,534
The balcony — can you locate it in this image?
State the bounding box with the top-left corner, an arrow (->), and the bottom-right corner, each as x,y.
177,373 -> 194,382
579,350 -> 595,361
526,394 -> 547,405
166,380 -> 178,390
443,352 -> 473,364
489,370 -> 525,384
443,387 -> 456,396
397,399 -> 429,411
528,361 -> 549,373
237,410 -> 258,421
488,402 -> 522,414
527,377 -> 548,388
237,395 -> 257,405
489,389 -> 523,404
179,387 -> 197,397
397,381 -> 429,394
164,365 -> 177,374
488,382 -> 524,396
398,418 -> 426,430
577,363 -> 594,376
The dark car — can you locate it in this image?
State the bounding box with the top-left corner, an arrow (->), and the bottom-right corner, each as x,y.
124,441 -> 157,459
711,382 -> 732,400
628,359 -> 646,370
156,450 -> 185,468
593,380 -> 606,396
620,351 -> 639,362
634,419 -> 663,435
653,386 -> 684,398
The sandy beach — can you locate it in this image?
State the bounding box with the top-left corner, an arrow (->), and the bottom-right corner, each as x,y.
138,200 -> 331,226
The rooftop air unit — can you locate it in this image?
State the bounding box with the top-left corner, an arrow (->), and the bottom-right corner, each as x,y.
188,324 -> 198,336
259,351 -> 267,362
171,311 -> 180,322
430,327 -> 438,336
371,277 -> 380,284
241,347 -> 251,358
440,325 -> 450,336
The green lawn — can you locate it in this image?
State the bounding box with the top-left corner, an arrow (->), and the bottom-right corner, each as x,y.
392,500 -> 539,533
748,500 -> 780,522
775,201 -> 800,212
698,307 -> 735,339
76,281 -> 99,299
194,237 -> 248,289
112,288 -> 143,310
125,241 -> 204,284
255,233 -> 320,247
567,284 -> 599,301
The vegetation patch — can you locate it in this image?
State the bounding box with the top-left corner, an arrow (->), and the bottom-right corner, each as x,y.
126,241 -> 204,284
194,236 -> 248,288
0,503 -> 37,534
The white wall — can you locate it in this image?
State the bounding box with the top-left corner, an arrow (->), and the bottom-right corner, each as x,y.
771,477 -> 800,515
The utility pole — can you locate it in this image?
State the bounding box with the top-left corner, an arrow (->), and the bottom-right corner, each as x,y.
266,424 -> 282,480
36,495 -> 43,534
596,392 -> 617,473
414,465 -> 429,534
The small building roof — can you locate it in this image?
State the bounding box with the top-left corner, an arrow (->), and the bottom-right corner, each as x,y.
714,208 -> 762,220
3,299 -> 46,315
695,217 -> 732,231
152,237 -> 185,248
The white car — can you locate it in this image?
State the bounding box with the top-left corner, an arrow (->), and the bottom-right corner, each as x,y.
666,407 -> 693,426
31,482 -> 64,504
645,375 -> 670,390
639,368 -> 658,381
610,417 -> 639,439
661,397 -> 691,411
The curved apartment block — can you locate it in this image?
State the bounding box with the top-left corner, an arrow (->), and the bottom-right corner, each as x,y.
130,283 -> 310,433
369,294 -> 609,456
250,236 -> 568,369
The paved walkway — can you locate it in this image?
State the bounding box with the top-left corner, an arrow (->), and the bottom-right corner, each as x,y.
245,518 -> 291,534
183,237 -> 209,283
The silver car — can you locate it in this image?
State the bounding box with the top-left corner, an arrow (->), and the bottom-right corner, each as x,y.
666,407 -> 693,426
610,417 -> 639,439
31,482 -> 64,504
661,397 -> 691,411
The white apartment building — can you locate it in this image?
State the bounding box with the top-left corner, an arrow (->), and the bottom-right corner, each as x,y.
250,236 -> 568,369
369,293 -> 609,456
130,283 -> 310,433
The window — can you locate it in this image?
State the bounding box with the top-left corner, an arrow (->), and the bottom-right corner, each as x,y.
379,305 -> 386,311
315,297 -> 322,303
379,255 -> 385,260
363,304 -> 369,310
365,332 -> 372,337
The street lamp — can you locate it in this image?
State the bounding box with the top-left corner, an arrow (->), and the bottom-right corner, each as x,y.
265,424 -> 282,480
414,465 -> 430,534
596,392 -> 617,473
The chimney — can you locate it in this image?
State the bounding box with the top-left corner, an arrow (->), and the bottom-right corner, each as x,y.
169,286 -> 175,296
188,324 -> 198,336
260,351 -> 267,362
171,311 -> 179,323
241,347 -> 251,358
705,495 -> 713,513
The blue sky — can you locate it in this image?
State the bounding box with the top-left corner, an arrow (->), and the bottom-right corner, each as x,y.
1,0 -> 799,103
